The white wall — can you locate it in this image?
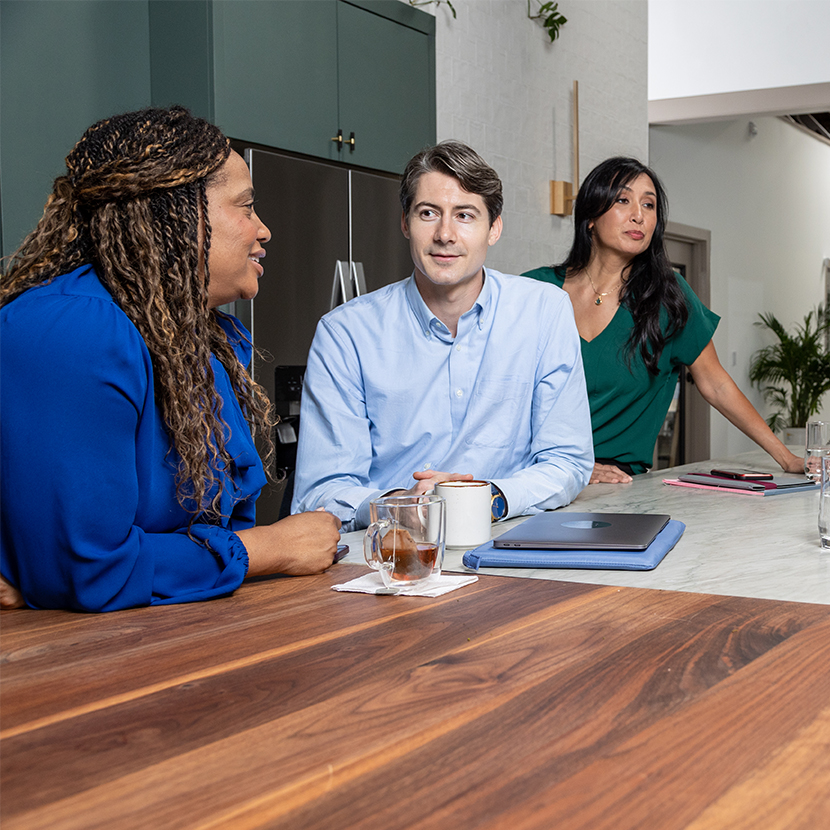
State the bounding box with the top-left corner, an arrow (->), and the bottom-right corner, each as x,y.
650,116 -> 830,451
417,0 -> 649,274
649,0 -> 830,100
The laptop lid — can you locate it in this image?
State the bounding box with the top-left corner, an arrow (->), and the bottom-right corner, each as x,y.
492,512 -> 671,551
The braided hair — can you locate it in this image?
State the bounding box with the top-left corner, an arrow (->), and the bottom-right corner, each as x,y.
560,157 -> 688,375
1,106 -> 276,520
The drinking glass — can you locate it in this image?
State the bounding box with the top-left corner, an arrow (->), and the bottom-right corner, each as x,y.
805,421 -> 830,481
364,495 -> 445,587
819,456 -> 830,549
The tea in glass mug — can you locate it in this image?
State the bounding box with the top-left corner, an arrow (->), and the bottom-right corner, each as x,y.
363,495 -> 445,587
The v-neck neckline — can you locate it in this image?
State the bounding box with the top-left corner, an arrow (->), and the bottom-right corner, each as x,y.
579,302 -> 624,345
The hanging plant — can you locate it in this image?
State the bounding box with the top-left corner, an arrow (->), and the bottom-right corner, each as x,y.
409,0 -> 456,18
528,0 -> 567,42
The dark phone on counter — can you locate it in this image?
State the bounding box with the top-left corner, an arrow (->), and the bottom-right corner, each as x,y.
335,544 -> 349,562
710,468 -> 774,481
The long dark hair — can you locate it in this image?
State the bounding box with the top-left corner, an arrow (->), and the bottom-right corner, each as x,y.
560,156 -> 687,374
1,106 -> 276,519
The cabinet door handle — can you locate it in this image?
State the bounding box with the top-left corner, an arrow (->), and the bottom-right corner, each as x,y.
347,131 -> 356,150
331,129 -> 343,149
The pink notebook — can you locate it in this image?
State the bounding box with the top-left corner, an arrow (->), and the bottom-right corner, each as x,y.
663,475 -> 817,496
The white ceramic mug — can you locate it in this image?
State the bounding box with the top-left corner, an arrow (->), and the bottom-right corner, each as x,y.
434,480 -> 492,548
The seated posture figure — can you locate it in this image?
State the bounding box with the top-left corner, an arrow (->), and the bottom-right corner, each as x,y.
292,141 -> 593,531
0,106 -> 341,611
524,156 -> 802,483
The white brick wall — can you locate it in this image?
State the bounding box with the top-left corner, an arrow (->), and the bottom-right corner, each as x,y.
419,0 -> 649,275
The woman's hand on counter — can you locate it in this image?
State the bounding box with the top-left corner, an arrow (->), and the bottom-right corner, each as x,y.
239,510 -> 342,577
590,462 -> 633,484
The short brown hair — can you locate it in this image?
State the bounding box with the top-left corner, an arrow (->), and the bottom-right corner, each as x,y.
400,141 -> 503,226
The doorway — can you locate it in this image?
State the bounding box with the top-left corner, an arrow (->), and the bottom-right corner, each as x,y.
653,221 -> 712,469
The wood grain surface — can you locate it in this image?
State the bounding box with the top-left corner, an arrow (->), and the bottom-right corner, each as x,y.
2,563 -> 829,829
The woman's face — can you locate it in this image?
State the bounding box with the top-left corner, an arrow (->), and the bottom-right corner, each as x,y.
205,151 -> 271,309
589,173 -> 658,262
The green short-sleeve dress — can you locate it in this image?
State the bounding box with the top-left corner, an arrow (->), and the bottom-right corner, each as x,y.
523,265 -> 720,474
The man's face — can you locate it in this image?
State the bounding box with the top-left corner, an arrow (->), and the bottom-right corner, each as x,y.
402,171 -> 502,295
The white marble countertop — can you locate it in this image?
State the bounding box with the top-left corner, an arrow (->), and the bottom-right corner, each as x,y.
338,449 -> 830,605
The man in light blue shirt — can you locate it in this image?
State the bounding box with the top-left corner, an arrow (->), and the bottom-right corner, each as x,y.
293,141 -> 593,531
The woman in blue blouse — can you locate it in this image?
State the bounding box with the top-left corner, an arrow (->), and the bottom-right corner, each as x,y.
0,106 -> 341,611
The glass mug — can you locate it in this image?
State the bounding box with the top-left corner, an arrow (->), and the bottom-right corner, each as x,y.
805,421 -> 830,481
363,495 -> 445,587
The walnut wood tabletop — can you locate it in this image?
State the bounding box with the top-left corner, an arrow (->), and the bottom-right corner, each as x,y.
2,563 -> 829,829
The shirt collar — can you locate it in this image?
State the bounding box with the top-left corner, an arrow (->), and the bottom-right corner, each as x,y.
404,269 -> 493,339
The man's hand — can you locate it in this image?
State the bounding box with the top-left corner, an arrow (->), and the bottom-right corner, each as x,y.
589,462 -> 633,484
391,470 -> 475,498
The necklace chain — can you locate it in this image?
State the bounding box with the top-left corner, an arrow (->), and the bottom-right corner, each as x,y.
586,272 -> 619,306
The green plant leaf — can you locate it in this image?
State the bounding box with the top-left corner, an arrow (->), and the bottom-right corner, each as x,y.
749,305 -> 830,429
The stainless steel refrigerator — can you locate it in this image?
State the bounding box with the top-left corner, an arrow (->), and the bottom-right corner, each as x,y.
229,142 -> 413,522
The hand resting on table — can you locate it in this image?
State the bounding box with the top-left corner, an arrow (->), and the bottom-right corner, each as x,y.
237,510 -> 342,577
590,462 -> 633,484
1,575 -> 26,609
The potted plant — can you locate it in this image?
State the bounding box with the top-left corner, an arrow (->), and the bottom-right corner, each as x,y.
748,306 -> 830,443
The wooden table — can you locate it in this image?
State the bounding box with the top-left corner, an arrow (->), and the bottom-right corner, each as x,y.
3,563 -> 830,829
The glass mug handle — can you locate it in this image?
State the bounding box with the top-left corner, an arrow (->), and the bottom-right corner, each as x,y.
364,519 -> 394,577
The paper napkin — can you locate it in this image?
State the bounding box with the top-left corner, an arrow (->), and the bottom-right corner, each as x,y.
332,571 -> 478,596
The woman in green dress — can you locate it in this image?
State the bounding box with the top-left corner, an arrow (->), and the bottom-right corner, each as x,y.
524,156 -> 802,484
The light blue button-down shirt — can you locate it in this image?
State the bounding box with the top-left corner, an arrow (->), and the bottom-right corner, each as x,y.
292,268 -> 593,531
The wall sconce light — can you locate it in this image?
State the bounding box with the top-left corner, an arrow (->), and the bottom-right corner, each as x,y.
550,80 -> 579,216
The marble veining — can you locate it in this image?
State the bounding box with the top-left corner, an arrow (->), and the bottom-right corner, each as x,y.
338,451 -> 830,605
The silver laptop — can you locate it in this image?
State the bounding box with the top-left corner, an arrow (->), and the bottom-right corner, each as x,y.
492,512 -> 671,551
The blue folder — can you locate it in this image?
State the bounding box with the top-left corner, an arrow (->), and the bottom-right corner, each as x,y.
462,519 -> 686,572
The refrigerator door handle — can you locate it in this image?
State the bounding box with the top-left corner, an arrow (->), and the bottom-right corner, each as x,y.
330,260 -> 354,310
331,260 -> 367,309
351,261 -> 367,297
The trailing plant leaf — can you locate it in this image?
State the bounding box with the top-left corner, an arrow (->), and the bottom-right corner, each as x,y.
528,0 -> 567,42
749,306 -> 830,429
410,0 -> 456,19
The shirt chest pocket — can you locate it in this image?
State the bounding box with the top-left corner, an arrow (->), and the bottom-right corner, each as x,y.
464,378 -> 531,449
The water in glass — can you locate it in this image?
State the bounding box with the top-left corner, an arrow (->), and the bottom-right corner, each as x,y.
805,421 -> 830,481
819,456 -> 830,549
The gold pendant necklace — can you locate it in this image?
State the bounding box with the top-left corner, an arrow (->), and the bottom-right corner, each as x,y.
586,272 -> 618,306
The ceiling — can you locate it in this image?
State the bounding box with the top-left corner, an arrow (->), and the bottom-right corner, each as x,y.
649,82 -> 830,127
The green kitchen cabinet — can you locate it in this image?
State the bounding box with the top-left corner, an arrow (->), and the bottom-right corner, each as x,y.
149,0 -> 435,174
0,0 -> 152,257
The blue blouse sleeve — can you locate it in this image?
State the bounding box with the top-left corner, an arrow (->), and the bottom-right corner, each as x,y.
0,285 -> 255,612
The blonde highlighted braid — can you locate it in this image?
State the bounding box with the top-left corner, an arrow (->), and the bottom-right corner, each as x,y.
1,106 -> 276,520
